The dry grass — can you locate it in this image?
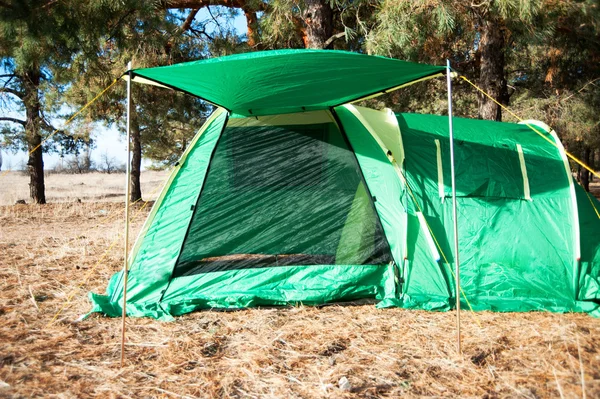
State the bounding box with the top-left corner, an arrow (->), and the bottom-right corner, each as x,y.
0,171 -> 169,206
0,174 -> 599,398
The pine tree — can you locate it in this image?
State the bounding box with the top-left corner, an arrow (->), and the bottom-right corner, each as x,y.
0,0 -> 133,203
63,5 -> 213,202
365,0 -> 544,121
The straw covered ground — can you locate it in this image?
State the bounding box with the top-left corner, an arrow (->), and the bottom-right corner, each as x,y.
1,174 -> 600,398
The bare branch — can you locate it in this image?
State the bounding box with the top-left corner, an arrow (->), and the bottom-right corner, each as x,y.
161,0 -> 269,48
40,0 -> 60,10
40,115 -> 57,132
180,8 -> 200,32
189,27 -> 215,41
206,6 -> 224,32
0,87 -> 24,99
323,31 -> 346,49
0,117 -> 26,126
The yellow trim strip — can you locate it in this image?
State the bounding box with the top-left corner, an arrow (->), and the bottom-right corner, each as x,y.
435,139 -> 445,199
516,144 -> 531,201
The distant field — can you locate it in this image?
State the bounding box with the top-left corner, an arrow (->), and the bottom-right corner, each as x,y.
0,170 -> 170,206
0,172 -> 599,398
1,170 -> 598,206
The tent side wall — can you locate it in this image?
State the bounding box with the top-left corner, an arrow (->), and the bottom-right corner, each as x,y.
88,105 -> 600,321
575,183 -> 600,314
89,109 -> 229,320
397,113 -> 580,312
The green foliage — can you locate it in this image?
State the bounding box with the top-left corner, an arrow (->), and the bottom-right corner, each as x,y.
61,4 -> 214,168
364,0 -> 599,162
0,0 -> 138,157
2,0 -> 599,174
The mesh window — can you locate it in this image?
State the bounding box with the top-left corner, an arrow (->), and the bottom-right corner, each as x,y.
173,120 -> 393,277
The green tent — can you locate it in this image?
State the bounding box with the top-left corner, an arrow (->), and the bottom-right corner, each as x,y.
90,50 -> 600,320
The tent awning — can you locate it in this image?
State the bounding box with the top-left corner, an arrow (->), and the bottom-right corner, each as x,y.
127,49 -> 446,116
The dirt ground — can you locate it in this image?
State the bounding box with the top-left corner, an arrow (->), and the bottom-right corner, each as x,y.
0,173 -> 599,398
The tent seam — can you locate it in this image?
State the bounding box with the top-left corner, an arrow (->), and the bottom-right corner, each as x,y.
157,113 -> 231,305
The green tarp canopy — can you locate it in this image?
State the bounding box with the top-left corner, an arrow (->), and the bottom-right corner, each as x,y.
129,49 -> 446,116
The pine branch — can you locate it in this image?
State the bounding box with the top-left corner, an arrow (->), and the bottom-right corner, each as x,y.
161,0 -> 270,48
0,117 -> 26,126
40,114 -> 58,132
0,87 -> 24,99
206,6 -> 224,31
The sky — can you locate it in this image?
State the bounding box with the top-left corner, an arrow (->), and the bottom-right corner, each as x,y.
1,8 -> 246,172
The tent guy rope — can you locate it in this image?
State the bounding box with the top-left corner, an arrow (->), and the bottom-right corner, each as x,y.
397,167 -> 482,329
584,190 -> 600,220
0,78 -> 119,181
459,75 -> 600,181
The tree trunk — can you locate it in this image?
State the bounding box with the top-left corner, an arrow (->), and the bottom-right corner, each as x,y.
581,146 -> 591,192
302,0 -> 333,49
592,149 -> 597,183
23,68 -> 46,204
243,8 -> 260,48
478,16 -> 508,121
83,140 -> 92,172
130,117 -> 143,203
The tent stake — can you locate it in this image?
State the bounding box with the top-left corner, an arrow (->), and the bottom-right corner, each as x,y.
121,61 -> 133,368
446,59 -> 461,354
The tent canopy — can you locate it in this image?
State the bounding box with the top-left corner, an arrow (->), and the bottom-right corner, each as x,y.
129,50 -> 446,116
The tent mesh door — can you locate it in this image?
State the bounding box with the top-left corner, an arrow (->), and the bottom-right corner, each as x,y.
173,121 -> 393,276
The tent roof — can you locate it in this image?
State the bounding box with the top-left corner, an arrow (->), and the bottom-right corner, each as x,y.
129,49 -> 446,116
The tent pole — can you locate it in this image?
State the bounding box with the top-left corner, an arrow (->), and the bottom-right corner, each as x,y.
446,59 -> 461,354
120,61 -> 133,368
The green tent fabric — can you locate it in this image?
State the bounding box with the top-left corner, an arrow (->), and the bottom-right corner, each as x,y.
89,107 -> 600,320
89,51 -> 600,320
396,113 -> 584,312
130,50 -> 445,116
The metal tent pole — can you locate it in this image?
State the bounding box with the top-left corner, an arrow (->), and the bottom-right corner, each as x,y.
446,59 -> 461,354
120,61 -> 133,367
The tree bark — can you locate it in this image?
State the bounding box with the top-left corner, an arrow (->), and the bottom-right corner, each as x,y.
22,68 -> 46,204
243,7 -> 260,48
302,0 -> 333,49
581,146 -> 591,192
478,16 -> 508,121
130,116 -> 143,203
